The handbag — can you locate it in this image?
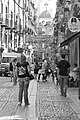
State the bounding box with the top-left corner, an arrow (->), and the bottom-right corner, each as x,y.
29,74 -> 34,80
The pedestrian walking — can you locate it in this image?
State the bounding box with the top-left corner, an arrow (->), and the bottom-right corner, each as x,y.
45,61 -> 51,81
34,61 -> 40,80
42,59 -> 48,82
72,63 -> 79,87
37,64 -> 42,82
10,61 -> 13,82
57,54 -> 71,97
38,59 -> 47,82
17,54 -> 31,106
54,67 -> 59,86
49,60 -> 55,82
13,58 -> 17,85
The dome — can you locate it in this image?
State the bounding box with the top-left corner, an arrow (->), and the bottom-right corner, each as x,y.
39,10 -> 51,18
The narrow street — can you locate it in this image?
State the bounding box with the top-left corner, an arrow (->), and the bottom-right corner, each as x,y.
36,78 -> 80,120
0,77 -> 37,120
0,0 -> 80,119
0,77 -> 80,120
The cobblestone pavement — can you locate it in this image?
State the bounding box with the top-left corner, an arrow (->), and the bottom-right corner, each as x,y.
0,76 -> 80,120
0,77 -> 37,120
0,77 -> 19,118
35,78 -> 80,120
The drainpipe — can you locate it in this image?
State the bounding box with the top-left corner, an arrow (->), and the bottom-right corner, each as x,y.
23,0 -> 24,50
18,0 -> 20,48
7,0 -> 9,52
14,0 -> 15,50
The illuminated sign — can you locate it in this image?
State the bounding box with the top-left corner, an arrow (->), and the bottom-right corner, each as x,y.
68,17 -> 80,32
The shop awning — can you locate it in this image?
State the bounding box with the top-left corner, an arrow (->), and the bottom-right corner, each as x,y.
5,26 -> 16,30
0,21 -> 2,24
60,31 -> 80,47
5,26 -> 11,30
2,52 -> 21,58
1,24 -> 8,27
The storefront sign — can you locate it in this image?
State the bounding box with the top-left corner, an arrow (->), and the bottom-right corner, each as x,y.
60,49 -> 69,55
68,17 -> 80,32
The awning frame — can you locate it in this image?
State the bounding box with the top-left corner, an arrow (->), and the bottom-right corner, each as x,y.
60,31 -> 80,47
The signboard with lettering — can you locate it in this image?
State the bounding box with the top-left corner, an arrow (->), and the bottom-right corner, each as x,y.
68,17 -> 80,32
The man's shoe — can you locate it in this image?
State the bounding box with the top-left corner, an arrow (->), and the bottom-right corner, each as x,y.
60,94 -> 63,96
78,96 -> 80,100
63,94 -> 67,97
18,102 -> 21,106
25,102 -> 30,106
43,80 -> 45,82
63,92 -> 67,97
13,83 -> 17,85
45,79 -> 47,82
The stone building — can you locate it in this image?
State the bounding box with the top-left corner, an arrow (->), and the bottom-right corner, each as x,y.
55,0 -> 80,67
0,0 -> 37,53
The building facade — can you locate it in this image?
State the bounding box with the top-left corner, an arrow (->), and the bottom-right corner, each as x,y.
55,0 -> 80,67
0,0 -> 37,53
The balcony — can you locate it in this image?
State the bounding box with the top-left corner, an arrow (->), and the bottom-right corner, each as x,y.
30,1 -> 35,9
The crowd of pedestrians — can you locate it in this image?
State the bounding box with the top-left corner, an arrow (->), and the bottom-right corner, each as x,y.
8,52 -> 80,107
34,54 -> 80,99
35,59 -> 52,82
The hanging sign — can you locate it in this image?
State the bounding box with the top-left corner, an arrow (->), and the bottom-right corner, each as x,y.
68,17 -> 80,32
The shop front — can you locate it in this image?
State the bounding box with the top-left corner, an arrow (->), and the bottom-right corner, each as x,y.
60,31 -> 80,67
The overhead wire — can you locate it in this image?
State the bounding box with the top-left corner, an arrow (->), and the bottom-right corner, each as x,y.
12,0 -> 25,10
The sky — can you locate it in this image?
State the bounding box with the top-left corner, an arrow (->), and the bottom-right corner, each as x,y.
39,0 -> 57,18
4,0 -> 57,19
